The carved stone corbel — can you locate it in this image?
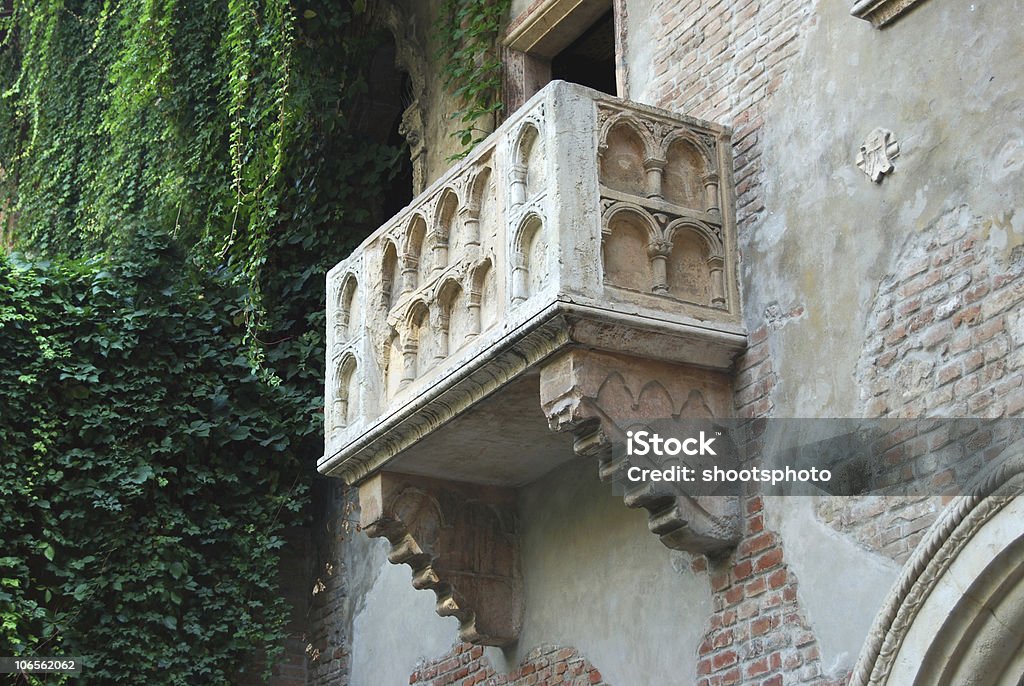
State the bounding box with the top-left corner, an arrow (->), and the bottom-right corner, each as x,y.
358,472 -> 522,646
539,348 -> 742,555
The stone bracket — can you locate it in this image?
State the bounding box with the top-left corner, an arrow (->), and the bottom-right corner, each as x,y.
539,348 -> 742,555
358,472 -> 522,646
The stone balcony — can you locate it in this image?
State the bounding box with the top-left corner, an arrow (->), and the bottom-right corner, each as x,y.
319,81 -> 746,645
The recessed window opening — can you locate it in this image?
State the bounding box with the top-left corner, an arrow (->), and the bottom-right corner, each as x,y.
550,9 -> 616,96
360,36 -> 414,220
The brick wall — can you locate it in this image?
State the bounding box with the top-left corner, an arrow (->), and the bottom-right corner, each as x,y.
859,204 -> 1024,419
306,478 -> 356,686
692,495 -> 847,686
814,495 -> 937,564
408,644 -> 607,686
648,0 -> 816,240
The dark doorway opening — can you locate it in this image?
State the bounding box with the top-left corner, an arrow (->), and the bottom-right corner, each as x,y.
359,37 -> 414,221
550,9 -> 617,96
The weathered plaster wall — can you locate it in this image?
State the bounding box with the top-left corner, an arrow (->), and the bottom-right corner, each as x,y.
344,459 -> 710,684
628,0 -> 1024,418
764,496 -> 900,675
749,0 -> 1024,418
347,535 -> 458,685
486,458 -> 710,684
623,0 -> 660,105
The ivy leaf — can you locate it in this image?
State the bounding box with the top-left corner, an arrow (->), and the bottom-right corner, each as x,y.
128,465 -> 155,485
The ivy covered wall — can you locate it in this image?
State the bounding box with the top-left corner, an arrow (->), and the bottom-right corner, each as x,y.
0,1 -> 407,682
0,0 -> 510,682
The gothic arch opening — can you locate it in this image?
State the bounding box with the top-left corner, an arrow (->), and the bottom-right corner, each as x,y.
602,209 -> 654,292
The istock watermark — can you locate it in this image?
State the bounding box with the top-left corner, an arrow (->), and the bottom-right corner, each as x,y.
608,418 -> 1023,497
626,429 -> 719,456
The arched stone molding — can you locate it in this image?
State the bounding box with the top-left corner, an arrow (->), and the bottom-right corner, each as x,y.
331,354 -> 358,436
601,202 -> 660,293
402,214 -> 428,293
509,119 -> 545,206
431,188 -> 460,272
661,135 -> 712,210
380,239 -> 401,311
335,272 -> 359,342
383,328 -> 405,399
664,218 -> 726,308
435,277 -> 463,358
851,443 -> 1024,686
468,257 -> 497,336
597,111 -> 659,159
461,165 -> 493,249
598,115 -> 658,198
510,212 -> 546,305
601,200 -> 661,243
405,299 -> 431,380
664,218 -> 723,259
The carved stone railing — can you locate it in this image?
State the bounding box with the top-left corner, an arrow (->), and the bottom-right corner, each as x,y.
320,81 -> 745,645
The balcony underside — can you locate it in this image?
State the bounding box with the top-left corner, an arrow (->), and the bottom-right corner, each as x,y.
319,302 -> 745,486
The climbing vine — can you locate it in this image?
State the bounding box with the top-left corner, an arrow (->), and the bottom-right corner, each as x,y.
0,0 -> 406,682
0,232 -> 315,683
436,0 -> 511,156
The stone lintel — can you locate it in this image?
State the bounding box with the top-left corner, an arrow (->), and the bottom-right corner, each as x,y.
358,472 -> 522,646
850,0 -> 930,27
504,0 -> 611,58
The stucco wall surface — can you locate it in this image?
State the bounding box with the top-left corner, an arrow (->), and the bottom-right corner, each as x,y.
345,459 -> 710,684
627,0 -> 1024,417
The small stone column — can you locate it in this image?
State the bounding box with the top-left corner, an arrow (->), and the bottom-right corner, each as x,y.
511,252 -> 529,304
459,206 -> 480,248
401,254 -> 418,294
433,308 -> 450,360
332,398 -> 348,433
702,172 -> 720,217
709,256 -> 726,308
401,342 -> 417,387
509,164 -> 527,207
430,235 -> 449,274
644,157 -> 667,199
467,288 -> 482,338
648,240 -> 673,294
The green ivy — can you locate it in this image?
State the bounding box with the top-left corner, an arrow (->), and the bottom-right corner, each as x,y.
0,232 -> 315,683
0,0 -> 407,682
0,0 -> 404,305
436,0 -> 511,157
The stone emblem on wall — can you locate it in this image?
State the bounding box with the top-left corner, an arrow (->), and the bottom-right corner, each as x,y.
856,128 -> 900,183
